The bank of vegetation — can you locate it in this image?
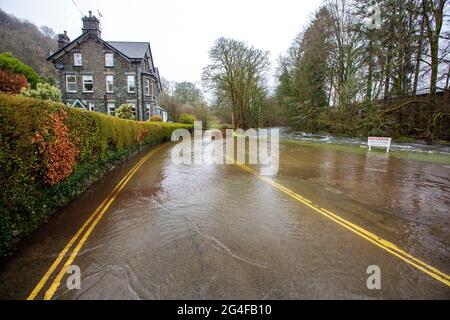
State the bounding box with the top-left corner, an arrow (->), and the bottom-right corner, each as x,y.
0,9 -> 57,78
0,94 -> 191,255
277,0 -> 450,141
200,1 -> 449,140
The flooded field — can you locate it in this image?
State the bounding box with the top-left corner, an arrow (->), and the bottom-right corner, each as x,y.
0,139 -> 449,299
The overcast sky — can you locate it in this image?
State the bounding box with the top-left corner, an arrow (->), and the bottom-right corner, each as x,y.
0,0 -> 322,88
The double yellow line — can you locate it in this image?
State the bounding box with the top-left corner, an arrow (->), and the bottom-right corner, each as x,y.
27,145 -> 163,300
28,145 -> 449,300
233,161 -> 450,288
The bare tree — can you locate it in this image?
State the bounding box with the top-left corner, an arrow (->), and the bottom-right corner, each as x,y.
421,0 -> 448,96
203,37 -> 270,129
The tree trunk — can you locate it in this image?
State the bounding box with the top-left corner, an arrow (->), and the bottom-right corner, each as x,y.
366,38 -> 373,102
422,0 -> 445,97
413,16 -> 425,96
444,65 -> 450,98
384,43 -> 393,102
429,42 -> 439,96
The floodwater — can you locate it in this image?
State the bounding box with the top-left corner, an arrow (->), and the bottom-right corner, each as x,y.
0,137 -> 449,299
284,130 -> 450,155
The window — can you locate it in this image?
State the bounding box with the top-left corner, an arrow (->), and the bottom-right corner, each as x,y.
150,81 -> 155,96
145,79 -> 150,96
66,75 -> 77,93
146,103 -> 151,117
83,75 -> 94,92
88,102 -> 95,112
74,53 -> 83,66
128,103 -> 137,117
105,53 -> 114,67
127,75 -> 136,93
106,75 -> 114,93
107,103 -> 115,116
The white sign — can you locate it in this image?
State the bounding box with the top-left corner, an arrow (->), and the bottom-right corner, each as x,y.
368,137 -> 391,153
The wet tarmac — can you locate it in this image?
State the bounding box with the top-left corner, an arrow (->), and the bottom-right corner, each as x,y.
0,141 -> 449,299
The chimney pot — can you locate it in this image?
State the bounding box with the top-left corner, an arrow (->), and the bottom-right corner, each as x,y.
82,10 -> 101,38
57,32 -> 70,49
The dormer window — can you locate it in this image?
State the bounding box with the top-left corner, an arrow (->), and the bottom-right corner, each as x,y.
74,53 -> 83,66
105,53 -> 114,67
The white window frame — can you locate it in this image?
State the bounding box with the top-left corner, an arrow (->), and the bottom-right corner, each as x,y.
128,102 -> 137,117
88,102 -> 95,112
74,53 -> 83,66
105,53 -> 114,67
106,75 -> 114,93
146,103 -> 151,117
127,75 -> 136,93
145,78 -> 150,96
107,102 -> 115,116
82,75 -> 94,93
66,75 -> 77,93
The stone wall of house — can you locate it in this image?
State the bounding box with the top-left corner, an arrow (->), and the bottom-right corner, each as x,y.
53,34 -> 141,118
51,33 -> 163,121
139,57 -> 160,121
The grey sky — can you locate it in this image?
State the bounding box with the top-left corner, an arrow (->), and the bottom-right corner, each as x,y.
0,0 -> 322,87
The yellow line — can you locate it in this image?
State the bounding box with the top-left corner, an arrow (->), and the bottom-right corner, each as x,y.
27,146 -> 163,300
231,160 -> 450,287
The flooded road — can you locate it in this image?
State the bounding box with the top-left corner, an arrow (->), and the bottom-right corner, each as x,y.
0,140 -> 449,299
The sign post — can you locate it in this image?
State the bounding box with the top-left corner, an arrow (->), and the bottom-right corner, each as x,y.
368,137 -> 392,153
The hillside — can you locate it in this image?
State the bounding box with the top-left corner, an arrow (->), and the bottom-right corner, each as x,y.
0,8 -> 57,77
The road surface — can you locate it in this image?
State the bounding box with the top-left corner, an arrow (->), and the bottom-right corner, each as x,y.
0,141 -> 449,299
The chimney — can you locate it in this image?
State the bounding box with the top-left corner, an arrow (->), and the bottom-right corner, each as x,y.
57,31 -> 70,49
81,10 -> 101,38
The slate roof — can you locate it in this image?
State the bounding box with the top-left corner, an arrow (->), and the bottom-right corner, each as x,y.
47,34 -> 160,82
107,41 -> 149,59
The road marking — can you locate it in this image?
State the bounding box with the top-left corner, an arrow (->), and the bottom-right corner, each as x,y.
233,161 -> 450,287
27,145 -> 163,300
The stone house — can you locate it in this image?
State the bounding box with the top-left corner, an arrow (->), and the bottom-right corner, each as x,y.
47,11 -> 166,121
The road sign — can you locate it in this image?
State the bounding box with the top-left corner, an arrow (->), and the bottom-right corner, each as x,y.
368,137 -> 391,153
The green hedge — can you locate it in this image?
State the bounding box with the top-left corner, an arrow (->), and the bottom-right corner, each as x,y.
178,113 -> 196,125
0,94 -> 191,255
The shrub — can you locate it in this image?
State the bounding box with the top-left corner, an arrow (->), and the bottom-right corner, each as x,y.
0,52 -> 39,88
178,113 -> 196,125
150,115 -> 162,122
116,103 -> 135,120
0,69 -> 28,94
0,94 -> 191,255
33,110 -> 79,185
21,82 -> 62,102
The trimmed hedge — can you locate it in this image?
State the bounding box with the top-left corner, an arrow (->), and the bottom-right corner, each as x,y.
0,94 -> 191,255
178,113 -> 196,125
